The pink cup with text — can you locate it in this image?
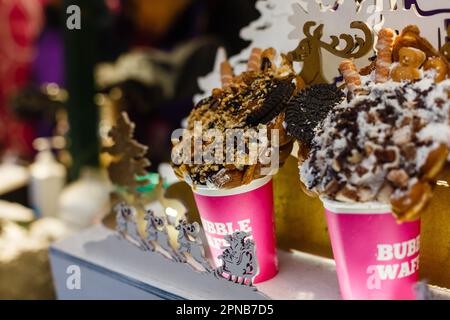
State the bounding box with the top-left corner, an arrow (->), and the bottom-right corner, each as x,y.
192,176 -> 277,283
322,198 -> 420,300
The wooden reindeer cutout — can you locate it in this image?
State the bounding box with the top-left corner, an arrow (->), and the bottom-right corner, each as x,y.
288,20 -> 374,85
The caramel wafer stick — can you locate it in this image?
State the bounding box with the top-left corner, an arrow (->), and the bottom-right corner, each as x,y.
375,28 -> 396,83
220,60 -> 234,88
247,48 -> 262,72
339,59 -> 361,92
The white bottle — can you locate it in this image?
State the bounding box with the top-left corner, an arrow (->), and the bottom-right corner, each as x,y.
29,138 -> 66,218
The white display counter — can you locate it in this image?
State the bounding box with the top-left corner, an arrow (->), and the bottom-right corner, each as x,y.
49,224 -> 450,300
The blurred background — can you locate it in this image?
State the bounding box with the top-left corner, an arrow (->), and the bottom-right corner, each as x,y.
0,0 -> 258,299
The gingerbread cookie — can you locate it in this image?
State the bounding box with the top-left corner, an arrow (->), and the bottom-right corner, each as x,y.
391,47 -> 426,82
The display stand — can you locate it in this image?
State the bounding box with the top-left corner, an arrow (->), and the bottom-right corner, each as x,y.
49,224 -> 450,300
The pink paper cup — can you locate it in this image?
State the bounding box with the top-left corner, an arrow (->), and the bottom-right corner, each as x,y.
192,176 -> 277,283
322,198 -> 420,300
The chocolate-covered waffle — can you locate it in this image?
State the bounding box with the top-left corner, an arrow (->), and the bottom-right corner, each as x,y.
300,26 -> 450,221
172,48 -> 299,189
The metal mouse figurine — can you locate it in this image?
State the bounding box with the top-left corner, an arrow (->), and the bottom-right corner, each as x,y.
114,203 -> 259,288
144,209 -> 183,261
114,202 -> 150,251
175,220 -> 212,272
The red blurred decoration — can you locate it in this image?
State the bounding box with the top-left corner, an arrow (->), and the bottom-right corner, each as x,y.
0,0 -> 44,158
106,0 -> 121,14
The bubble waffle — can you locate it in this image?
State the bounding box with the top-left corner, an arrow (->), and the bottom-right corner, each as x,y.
299,26 -> 450,221
424,57 -> 449,83
300,79 -> 450,221
390,181 -> 433,221
172,48 -> 297,189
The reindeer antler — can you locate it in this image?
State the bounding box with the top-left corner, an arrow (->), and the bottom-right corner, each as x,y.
306,21 -> 373,59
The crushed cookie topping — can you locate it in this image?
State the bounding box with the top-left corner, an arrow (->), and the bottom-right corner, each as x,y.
179,64 -> 295,187
301,77 -> 450,203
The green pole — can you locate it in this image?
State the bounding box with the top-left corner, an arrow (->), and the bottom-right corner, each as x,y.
63,0 -> 107,180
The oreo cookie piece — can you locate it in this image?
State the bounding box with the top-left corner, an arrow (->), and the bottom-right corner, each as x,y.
286,83 -> 344,147
246,79 -> 294,126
